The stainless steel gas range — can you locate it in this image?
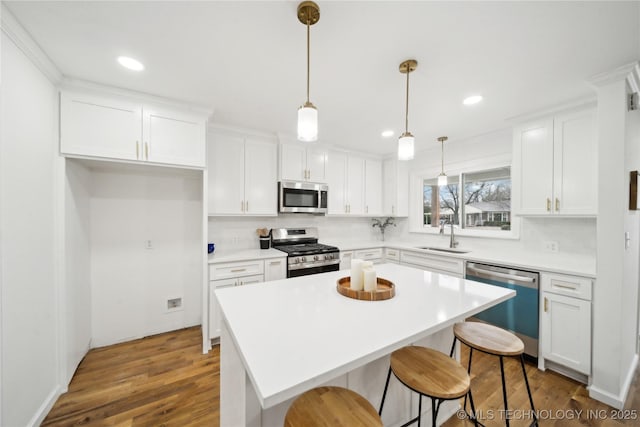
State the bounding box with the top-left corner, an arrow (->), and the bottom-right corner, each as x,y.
271,228 -> 340,278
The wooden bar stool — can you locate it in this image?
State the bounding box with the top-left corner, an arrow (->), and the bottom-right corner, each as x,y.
451,322 -> 537,427
379,346 -> 479,427
284,386 -> 383,427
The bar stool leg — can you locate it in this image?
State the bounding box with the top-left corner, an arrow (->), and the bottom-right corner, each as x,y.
519,354 -> 538,425
429,397 -> 435,427
499,356 -> 510,427
467,389 -> 480,427
449,337 -> 457,358
379,366 -> 392,416
462,347 -> 473,413
417,394 -> 422,427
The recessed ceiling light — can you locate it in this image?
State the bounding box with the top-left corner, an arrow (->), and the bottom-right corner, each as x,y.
381,130 -> 394,137
117,56 -> 144,71
463,95 -> 483,106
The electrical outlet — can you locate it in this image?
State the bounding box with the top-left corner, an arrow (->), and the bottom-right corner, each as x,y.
145,240 -> 153,249
167,297 -> 182,312
543,241 -> 559,253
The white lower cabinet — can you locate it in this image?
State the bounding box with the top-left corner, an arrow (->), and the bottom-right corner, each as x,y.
539,272 -> 592,376
264,258 -> 287,282
354,248 -> 383,264
209,259 -> 268,339
384,248 -> 400,263
399,250 -> 464,278
340,251 -> 353,270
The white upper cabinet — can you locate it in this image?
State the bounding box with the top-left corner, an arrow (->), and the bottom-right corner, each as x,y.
347,156 -> 365,215
143,106 -> 206,167
60,91 -> 141,161
382,159 -> 409,217
326,151 -> 347,215
208,129 -> 277,216
364,159 -> 382,216
60,90 -> 207,168
326,151 -> 382,216
279,143 -> 327,182
513,107 -> 596,216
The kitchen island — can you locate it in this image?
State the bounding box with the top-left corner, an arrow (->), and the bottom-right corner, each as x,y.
216,263 -> 515,426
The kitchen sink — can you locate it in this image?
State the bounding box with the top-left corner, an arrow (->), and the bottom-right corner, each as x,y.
416,246 -> 470,254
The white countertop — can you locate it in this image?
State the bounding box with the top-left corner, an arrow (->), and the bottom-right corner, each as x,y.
216,263 -> 515,409
324,240 -> 596,278
208,248 -> 286,264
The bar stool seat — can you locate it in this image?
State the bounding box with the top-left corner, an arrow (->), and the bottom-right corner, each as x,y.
452,321 -> 537,427
454,322 -> 524,356
284,386 -> 382,427
379,346 -> 478,427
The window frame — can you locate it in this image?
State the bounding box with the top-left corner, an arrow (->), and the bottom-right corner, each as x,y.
409,155 -> 520,240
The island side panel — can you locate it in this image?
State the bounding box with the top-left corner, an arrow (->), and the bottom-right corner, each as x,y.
220,319 -> 262,427
260,327 -> 459,427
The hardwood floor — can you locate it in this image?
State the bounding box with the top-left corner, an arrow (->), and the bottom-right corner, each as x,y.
43,327 -> 640,426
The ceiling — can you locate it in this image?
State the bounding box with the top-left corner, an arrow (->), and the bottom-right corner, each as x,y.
5,1 -> 639,156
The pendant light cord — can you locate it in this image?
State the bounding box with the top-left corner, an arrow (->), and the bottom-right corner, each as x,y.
441,141 -> 444,174
306,21 -> 310,104
404,68 -> 410,133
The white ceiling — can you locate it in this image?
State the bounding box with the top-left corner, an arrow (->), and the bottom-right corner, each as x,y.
5,1 -> 639,155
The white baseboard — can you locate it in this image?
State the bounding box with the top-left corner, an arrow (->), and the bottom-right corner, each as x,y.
26,385 -> 63,427
589,354 -> 639,409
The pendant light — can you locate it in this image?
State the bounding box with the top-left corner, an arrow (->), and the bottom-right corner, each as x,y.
297,1 -> 320,142
398,60 -> 417,160
437,136 -> 448,186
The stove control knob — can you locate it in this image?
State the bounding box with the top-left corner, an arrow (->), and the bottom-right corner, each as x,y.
293,258 -> 299,264
325,254 -> 332,260
300,256 -> 306,262
314,255 -> 319,261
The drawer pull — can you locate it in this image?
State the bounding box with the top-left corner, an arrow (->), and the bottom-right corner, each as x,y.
552,283 -> 577,290
270,261 -> 280,265
231,268 -> 246,273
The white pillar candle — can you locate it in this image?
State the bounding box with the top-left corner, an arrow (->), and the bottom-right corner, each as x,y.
363,267 -> 377,292
350,259 -> 364,291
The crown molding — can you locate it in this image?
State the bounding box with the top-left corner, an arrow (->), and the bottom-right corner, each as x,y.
589,61 -> 640,88
60,77 -> 214,117
505,95 -> 597,124
1,3 -> 63,84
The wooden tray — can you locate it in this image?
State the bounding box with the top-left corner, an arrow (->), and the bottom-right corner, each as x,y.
336,276 -> 395,301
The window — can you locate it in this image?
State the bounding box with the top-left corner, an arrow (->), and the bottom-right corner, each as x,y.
423,167 -> 511,231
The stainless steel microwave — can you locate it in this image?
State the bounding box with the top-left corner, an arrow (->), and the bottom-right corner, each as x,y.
279,181 -> 328,214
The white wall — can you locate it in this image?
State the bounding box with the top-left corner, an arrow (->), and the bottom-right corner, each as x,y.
208,215 -> 384,251
0,32 -> 60,426
90,164 -> 202,347
63,160 -> 92,384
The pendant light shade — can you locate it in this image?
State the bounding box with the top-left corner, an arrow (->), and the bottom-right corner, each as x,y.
297,2 -> 320,142
398,132 -> 415,161
437,136 -> 448,186
398,60 -> 418,160
297,102 -> 318,142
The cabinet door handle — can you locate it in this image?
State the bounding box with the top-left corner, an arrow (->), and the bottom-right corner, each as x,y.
546,198 -> 551,211
544,297 -> 548,312
366,206 -> 369,214
136,141 -> 139,159
241,201 -> 244,212
392,205 -> 395,215
145,142 -> 149,160
555,198 -> 560,211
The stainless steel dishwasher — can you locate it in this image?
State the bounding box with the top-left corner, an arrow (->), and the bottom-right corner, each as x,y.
465,262 -> 540,357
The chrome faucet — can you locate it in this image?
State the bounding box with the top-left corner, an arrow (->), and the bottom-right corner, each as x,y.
439,220 -> 458,248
